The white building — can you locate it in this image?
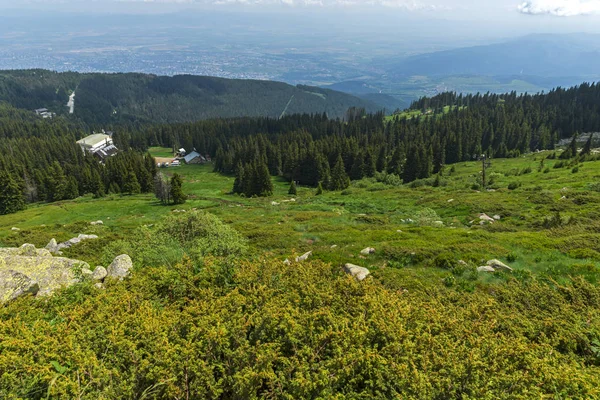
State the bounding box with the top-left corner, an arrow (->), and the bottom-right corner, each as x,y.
77,133 -> 114,153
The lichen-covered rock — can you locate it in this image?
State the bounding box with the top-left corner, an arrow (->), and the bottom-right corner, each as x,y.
0,244 -> 52,258
477,266 -> 496,273
81,268 -> 94,280
344,263 -> 370,281
46,238 -> 59,253
107,255 -> 133,280
56,234 -> 99,251
0,255 -> 89,297
0,270 -> 39,302
92,266 -> 108,281
90,220 -> 103,226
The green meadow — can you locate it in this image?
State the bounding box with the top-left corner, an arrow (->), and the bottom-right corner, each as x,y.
2,146 -> 600,291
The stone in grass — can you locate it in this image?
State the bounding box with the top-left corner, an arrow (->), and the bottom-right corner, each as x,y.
0,270 -> 39,302
107,255 -> 133,280
487,259 -> 513,272
92,266 -> 108,281
296,251 -> 312,262
477,266 -> 496,273
360,247 -> 376,256
344,264 -> 371,281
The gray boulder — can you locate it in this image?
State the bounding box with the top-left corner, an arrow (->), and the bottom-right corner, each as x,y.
81,268 -> 94,280
46,238 -> 59,253
344,263 -> 371,281
0,270 -> 39,302
107,255 -> 133,280
92,266 -> 108,281
477,266 -> 496,273
295,251 -> 312,262
487,259 -> 513,272
0,254 -> 89,297
360,247 -> 376,255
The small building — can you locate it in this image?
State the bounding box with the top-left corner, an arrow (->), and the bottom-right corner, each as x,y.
76,132 -> 118,161
34,108 -> 55,119
77,133 -> 114,154
183,151 -> 207,164
177,148 -> 187,157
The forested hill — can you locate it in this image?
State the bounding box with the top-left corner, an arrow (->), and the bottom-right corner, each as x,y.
0,70 -> 381,125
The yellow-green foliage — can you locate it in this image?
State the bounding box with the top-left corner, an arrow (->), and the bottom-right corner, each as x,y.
1,259 -> 600,399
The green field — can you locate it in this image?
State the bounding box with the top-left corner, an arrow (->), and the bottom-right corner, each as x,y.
2,149 -> 600,290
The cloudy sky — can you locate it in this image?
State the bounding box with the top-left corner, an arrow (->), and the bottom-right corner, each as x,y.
0,0 -> 599,15
2,0 -> 600,38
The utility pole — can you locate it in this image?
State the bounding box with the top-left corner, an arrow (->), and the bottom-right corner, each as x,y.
479,154 -> 492,188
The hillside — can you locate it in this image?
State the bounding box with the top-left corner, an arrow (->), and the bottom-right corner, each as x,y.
388,34 -> 600,79
2,150 -> 600,397
0,70 -> 380,125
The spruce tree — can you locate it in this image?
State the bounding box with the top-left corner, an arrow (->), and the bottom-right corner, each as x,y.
123,171 -> 141,195
232,162 -> 245,194
288,180 -> 297,195
329,155 -> 350,191
349,153 -> 365,181
376,147 -> 387,173
64,176 -> 79,200
316,182 -> 324,195
256,162 -> 273,197
0,171 -> 25,215
170,173 -> 187,204
581,134 -> 594,156
363,150 -> 376,178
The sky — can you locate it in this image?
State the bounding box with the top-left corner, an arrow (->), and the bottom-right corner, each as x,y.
1,0 -> 600,16
2,0 -> 600,39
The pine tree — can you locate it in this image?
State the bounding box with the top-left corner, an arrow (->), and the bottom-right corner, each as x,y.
64,176 -> 80,200
329,155 -> 350,191
170,173 -> 187,204
0,171 -> 25,215
90,169 -> 105,198
255,162 -> 273,197
581,134 -> 594,156
363,150 -> 376,178
376,147 -> 387,172
123,171 -> 141,195
232,162 -> 245,194
349,153 -> 365,181
46,161 -> 66,202
288,180 -> 297,195
316,182 -> 324,195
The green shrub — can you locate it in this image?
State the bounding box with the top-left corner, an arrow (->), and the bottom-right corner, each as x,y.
508,182 -> 520,190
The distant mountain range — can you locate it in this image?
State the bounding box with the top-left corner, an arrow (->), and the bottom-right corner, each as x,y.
388,34 -> 600,79
0,70 -> 382,125
325,34 -> 600,106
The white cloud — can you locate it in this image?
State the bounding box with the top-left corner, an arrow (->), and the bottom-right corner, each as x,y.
518,0 -> 600,16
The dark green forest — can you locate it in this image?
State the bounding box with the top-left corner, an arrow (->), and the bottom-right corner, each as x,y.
0,70 -> 380,125
3,81 -> 600,213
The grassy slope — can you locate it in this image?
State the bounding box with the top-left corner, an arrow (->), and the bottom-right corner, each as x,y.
2,148 -> 599,290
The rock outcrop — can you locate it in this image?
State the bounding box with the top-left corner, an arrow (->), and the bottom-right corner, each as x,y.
45,234 -> 99,254
0,243 -> 131,302
344,264 -> 371,281
107,255 -> 133,280
0,270 -> 39,302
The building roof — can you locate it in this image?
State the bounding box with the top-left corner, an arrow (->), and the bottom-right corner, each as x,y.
77,134 -> 111,148
184,151 -> 201,163
94,145 -> 119,159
